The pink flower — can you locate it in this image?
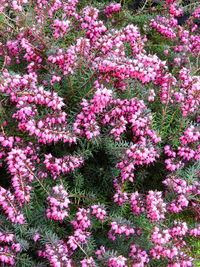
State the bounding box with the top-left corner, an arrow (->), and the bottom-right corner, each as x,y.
33,234 -> 40,243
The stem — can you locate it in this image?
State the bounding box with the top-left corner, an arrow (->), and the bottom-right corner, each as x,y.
183,2 -> 200,10
39,233 -> 67,265
69,194 -> 86,198
196,51 -> 200,69
73,239 -> 90,259
125,80 -> 131,97
69,75 -> 74,96
0,252 -> 30,263
172,116 -> 186,137
4,194 -> 18,216
67,29 -> 85,47
25,164 -> 49,195
165,110 -> 177,129
192,67 -> 200,76
78,57 -> 82,75
0,52 -> 7,72
0,11 -> 18,23
59,177 -> 64,188
141,0 -> 148,11
49,36 -> 57,48
131,7 -> 167,17
0,125 -> 5,135
159,80 -> 172,132
160,107 -> 167,132
83,85 -> 96,98
82,74 -> 108,98
0,21 -> 17,32
80,71 -> 96,89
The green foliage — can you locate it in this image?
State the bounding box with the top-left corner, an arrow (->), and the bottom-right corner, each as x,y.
0,0 -> 200,266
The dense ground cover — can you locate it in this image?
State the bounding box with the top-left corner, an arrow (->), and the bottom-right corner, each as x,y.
0,0 -> 200,266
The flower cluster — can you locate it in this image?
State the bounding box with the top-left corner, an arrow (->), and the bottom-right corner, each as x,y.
107,255 -> 127,267
103,3 -> 121,18
116,142 -> 160,182
129,245 -> 149,267
48,46 -> 77,75
129,191 -> 144,215
163,176 -> 200,218
91,204 -> 106,220
118,190 -> 167,222
0,231 -> 20,266
150,15 -> 177,39
38,240 -> 72,266
0,187 -> 24,224
3,72 -> 77,144
0,0 -> 200,266
6,146 -> 38,205
67,208 -> 91,251
52,19 -> 71,39
108,220 -> 135,240
46,185 -> 70,221
174,68 -> 200,116
21,38 -> 43,67
73,85 -> 112,139
150,222 -> 193,265
80,257 -> 96,267
44,153 -> 84,179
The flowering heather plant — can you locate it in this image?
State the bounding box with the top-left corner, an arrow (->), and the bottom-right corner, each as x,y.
0,0 -> 200,266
